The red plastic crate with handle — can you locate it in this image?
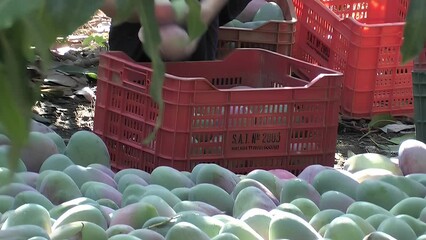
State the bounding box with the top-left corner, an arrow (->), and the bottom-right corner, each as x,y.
292,0 -> 413,118
217,0 -> 297,59
93,49 -> 343,175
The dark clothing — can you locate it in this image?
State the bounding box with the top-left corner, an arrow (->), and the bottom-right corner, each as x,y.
108,1 -> 250,62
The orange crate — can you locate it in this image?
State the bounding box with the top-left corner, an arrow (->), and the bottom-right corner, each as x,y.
217,0 -> 297,59
93,49 -> 343,175
292,0 -> 414,118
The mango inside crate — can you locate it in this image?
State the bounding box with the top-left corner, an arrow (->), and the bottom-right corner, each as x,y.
93,49 -> 343,175
292,0 -> 413,118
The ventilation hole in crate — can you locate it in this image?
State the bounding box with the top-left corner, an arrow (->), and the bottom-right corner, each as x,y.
123,117 -> 144,144
211,77 -> 242,86
306,32 -> 330,62
107,112 -> 121,136
124,91 -> 145,117
110,87 -> 122,109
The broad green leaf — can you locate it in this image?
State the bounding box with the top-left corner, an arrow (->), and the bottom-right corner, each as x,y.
0,0 -> 43,30
401,0 -> 426,63
0,30 -> 35,172
389,133 -> 416,145
114,0 -> 139,25
41,0 -> 104,38
135,1 -> 165,144
368,113 -> 396,129
185,0 -> 207,40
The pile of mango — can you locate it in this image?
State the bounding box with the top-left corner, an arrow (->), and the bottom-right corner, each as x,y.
2,127 -> 426,239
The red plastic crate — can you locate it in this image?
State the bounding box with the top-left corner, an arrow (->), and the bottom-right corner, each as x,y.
93,49 -> 343,175
217,0 -> 297,59
292,0 -> 414,118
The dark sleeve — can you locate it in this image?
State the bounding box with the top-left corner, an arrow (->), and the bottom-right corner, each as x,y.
218,0 -> 251,26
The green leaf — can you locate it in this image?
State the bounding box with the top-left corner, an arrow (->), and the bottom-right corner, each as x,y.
0,0 -> 43,30
389,133 -> 416,145
135,0 -> 165,144
41,0 -> 104,38
368,113 -> 396,129
114,0 -> 139,25
401,0 -> 426,63
185,0 -> 207,40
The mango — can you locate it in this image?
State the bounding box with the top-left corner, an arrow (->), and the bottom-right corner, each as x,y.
240,208 -> 271,240
81,181 -> 122,206
319,190 -> 355,212
273,203 -> 305,220
15,171 -> 39,188
0,182 -> 37,197
88,163 -> 115,178
39,153 -> 74,173
245,169 -> 280,198
175,211 -> 224,238
129,228 -> 166,240
366,214 -> 391,229
231,178 -> 279,205
341,213 -> 375,236
268,169 -> 297,180
110,201 -> 159,229
0,167 -> 25,187
64,130 -> 110,167
363,231 -> 398,240
233,186 -> 277,218
140,195 -> 176,217
396,214 -> 426,237
49,197 -> 99,220
235,0 -> 267,22
151,166 -> 194,190
38,170 -> 82,205
50,221 -> 108,240
389,197 -> 426,218
344,153 -> 403,175
52,204 -> 108,230
213,214 -> 237,224
347,201 -> 393,219
106,224 -> 135,238
13,191 -> 54,210
309,209 -> 345,232
44,132 -> 66,154
0,146 -> 27,172
121,184 -> 147,206
141,185 -> 182,208
356,179 -> 408,210
0,195 -> 14,213
1,203 -> 51,234
253,2 -> 284,22
0,225 -> 50,239
378,175 -> 426,197
219,218 -> 263,240
173,200 -> 223,216
398,139 -> 426,175
143,215 -> 177,236
171,187 -> 190,201
291,198 -> 320,221
108,234 -> 141,240
194,164 -> 239,194
377,217 -> 417,240
298,164 -> 335,184
279,178 -> 321,205
211,233 -> 240,240
117,173 -> 148,193
165,221 -> 210,240
64,164 -> 117,189
114,168 -> 151,184
313,168 -> 359,199
324,216 -> 366,240
405,173 -> 426,187
20,131 -> 59,172
97,198 -> 119,210
269,211 -> 321,240
352,168 -> 397,183
188,183 -> 234,215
